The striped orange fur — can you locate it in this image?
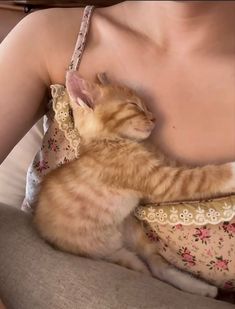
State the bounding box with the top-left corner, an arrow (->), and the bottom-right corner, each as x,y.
34,72 -> 235,297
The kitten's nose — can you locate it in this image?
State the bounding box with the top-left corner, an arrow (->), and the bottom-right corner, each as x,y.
149,115 -> 156,123
146,110 -> 155,123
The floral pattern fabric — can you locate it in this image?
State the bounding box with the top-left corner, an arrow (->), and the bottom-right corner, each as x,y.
141,215 -> 235,291
22,85 -> 78,212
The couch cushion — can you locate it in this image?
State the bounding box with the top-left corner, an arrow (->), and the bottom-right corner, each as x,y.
0,203 -> 233,309
0,122 -> 43,207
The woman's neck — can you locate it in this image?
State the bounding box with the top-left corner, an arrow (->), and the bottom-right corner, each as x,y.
123,1 -> 235,55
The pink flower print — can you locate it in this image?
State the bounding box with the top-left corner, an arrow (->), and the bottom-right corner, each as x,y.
224,281 -> 233,290
34,160 -> 49,173
192,244 -> 199,251
193,226 -> 211,244
178,247 -> 196,267
57,157 -> 70,167
48,138 -> 59,152
215,257 -> 229,271
222,222 -> 235,238
224,280 -> 235,290
227,224 -> 235,233
205,249 -> 213,258
53,127 -> 59,136
173,224 -> 183,231
63,157 -> 70,164
207,256 -> 230,271
218,236 -> 224,247
163,243 -> 169,252
146,229 -> 160,242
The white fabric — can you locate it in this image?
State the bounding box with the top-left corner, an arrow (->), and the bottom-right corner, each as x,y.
0,121 -> 43,208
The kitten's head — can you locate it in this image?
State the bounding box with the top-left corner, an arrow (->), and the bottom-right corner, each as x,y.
66,71 -> 155,141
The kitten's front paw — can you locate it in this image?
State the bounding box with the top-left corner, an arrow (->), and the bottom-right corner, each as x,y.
133,260 -> 152,276
231,162 -> 235,192
195,285 -> 218,298
203,286 -> 218,298
224,162 -> 235,193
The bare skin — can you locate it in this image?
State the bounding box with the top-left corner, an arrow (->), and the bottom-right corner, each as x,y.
0,300 -> 5,309
0,1 -> 235,166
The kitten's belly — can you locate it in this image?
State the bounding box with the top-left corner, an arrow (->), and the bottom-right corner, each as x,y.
75,184 -> 139,223
99,193 -> 139,223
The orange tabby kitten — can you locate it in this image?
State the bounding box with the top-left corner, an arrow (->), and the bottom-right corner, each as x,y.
34,71 -> 235,298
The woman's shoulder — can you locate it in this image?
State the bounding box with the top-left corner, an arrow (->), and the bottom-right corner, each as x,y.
33,5 -> 128,83
17,7 -> 87,83
20,7 -> 85,51
12,4 -> 131,84
24,7 -> 84,28
11,7 -> 84,48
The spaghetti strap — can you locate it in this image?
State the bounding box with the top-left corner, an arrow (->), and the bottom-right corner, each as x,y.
69,5 -> 95,71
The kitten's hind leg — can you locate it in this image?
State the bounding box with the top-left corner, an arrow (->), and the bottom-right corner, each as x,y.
124,216 -> 217,298
147,253 -> 218,298
105,247 -> 151,275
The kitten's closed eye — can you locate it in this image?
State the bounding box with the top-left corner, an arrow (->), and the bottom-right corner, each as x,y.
132,103 -> 155,123
127,100 -> 144,110
126,100 -> 155,123
129,102 -> 137,106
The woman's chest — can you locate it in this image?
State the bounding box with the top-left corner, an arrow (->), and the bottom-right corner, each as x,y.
136,58 -> 235,166
82,44 -> 235,165
51,16 -> 235,166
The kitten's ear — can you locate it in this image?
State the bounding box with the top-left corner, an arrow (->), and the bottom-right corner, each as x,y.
96,72 -> 110,85
66,71 -> 102,109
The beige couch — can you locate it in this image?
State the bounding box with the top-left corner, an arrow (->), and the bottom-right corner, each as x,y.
1,204 -> 234,309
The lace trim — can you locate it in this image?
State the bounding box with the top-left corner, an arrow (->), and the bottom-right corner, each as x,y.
51,84 -> 81,157
135,195 -> 235,226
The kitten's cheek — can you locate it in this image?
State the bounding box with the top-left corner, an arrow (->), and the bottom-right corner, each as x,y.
134,128 -> 152,139
145,131 -> 152,139
134,127 -> 149,133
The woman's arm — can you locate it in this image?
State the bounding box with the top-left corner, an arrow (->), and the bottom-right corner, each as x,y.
0,299 -> 5,309
0,11 -> 51,164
